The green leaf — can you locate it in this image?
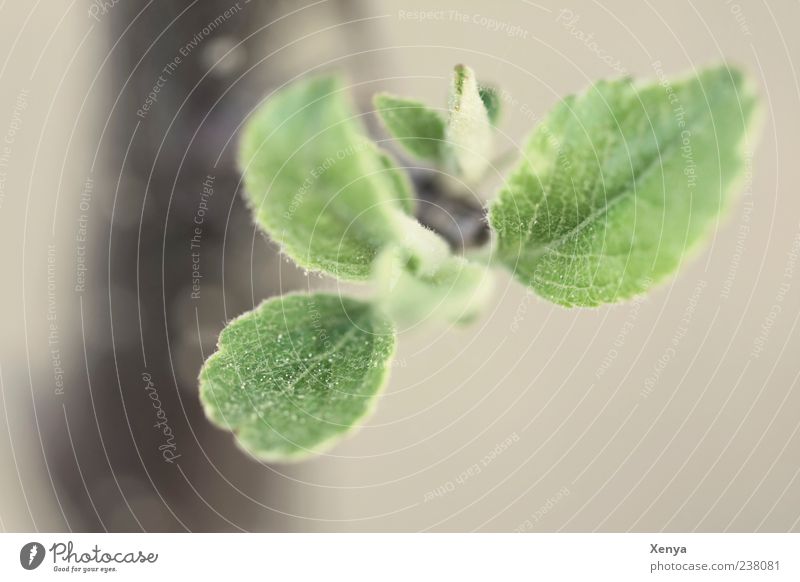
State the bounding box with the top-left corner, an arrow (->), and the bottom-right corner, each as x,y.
374,247 -> 494,325
373,93 -> 446,163
239,74 -> 412,281
479,84 -> 502,124
199,294 -> 396,461
489,65 -> 760,307
372,141 -> 416,214
446,64 -> 493,182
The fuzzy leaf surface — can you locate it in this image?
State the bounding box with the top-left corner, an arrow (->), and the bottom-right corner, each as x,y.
446,65 -> 493,182
489,65 -> 759,306
374,93 -> 446,163
199,294 -> 396,461
479,85 -> 502,124
240,75 -> 411,280
374,248 -> 494,325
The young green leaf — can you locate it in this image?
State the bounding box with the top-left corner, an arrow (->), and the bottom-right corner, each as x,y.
373,93 -> 446,163
239,74 -> 413,280
445,64 -> 493,182
374,247 -> 494,325
479,84 -> 502,124
199,294 -> 396,461
371,141 -> 416,215
489,65 -> 760,307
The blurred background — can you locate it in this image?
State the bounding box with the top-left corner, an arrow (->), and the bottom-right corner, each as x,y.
0,0 -> 798,532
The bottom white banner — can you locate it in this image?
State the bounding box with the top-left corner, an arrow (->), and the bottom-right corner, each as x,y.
0,533 -> 797,580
